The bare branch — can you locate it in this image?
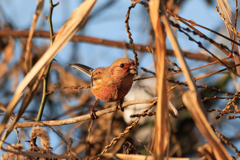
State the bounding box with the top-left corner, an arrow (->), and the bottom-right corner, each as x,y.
0,30 -> 234,64
5,98 -> 158,128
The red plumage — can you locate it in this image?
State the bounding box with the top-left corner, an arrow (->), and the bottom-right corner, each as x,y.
69,58 -> 138,119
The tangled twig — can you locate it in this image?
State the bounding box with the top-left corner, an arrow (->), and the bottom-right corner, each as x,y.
216,92 -> 240,119
216,6 -> 240,38
125,2 -> 139,66
96,101 -> 156,160
212,125 -> 240,156
130,111 -> 155,118
53,84 -> 91,90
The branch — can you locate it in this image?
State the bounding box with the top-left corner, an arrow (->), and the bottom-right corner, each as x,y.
0,0 -> 97,144
98,153 -> 203,160
0,30 -> 234,64
2,148 -> 73,159
5,98 -> 158,128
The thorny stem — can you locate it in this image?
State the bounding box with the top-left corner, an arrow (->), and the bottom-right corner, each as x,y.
35,0 -> 59,143
48,0 -> 59,45
36,63 -> 53,121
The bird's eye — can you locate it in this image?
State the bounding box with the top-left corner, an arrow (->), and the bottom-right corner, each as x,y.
120,63 -> 124,68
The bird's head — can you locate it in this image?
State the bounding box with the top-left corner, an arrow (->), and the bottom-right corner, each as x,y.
108,58 -> 138,81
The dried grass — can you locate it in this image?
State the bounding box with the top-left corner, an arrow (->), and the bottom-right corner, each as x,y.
0,0 -> 239,159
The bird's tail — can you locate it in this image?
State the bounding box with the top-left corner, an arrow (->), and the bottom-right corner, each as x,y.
68,63 -> 94,77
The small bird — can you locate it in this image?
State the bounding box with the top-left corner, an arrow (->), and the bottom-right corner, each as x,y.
68,58 -> 138,119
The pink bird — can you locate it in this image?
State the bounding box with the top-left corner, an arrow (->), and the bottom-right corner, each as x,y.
69,58 -> 138,119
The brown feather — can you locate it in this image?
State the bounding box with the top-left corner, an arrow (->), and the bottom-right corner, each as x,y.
68,63 -> 94,77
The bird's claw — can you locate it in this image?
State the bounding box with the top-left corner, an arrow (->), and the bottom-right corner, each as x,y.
119,105 -> 124,112
117,100 -> 124,112
91,110 -> 98,119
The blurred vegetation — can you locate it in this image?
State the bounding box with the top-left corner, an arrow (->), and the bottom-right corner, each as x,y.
0,0 -> 239,159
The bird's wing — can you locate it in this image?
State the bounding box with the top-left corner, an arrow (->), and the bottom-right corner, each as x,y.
91,67 -> 106,80
68,63 -> 94,77
91,67 -> 106,88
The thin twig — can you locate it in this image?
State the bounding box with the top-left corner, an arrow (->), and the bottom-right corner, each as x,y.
136,136 -> 153,155
53,84 -> 91,90
216,6 -> 240,38
215,92 -> 240,119
130,111 -> 155,118
125,2 -> 139,66
168,19 -> 240,77
86,120 -> 93,157
212,125 -> 240,156
167,10 -> 240,50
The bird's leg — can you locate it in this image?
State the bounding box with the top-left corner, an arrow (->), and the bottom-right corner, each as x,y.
117,98 -> 124,112
91,99 -> 99,119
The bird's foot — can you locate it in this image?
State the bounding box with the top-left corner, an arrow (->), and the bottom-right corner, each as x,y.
90,99 -> 99,119
91,110 -> 98,119
117,99 -> 124,112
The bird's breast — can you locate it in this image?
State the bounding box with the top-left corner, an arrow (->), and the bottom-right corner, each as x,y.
91,74 -> 134,102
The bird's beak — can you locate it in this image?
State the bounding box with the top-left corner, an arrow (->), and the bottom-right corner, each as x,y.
128,65 -> 138,75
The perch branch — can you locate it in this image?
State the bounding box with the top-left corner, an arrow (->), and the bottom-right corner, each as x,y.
4,98 -> 158,128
